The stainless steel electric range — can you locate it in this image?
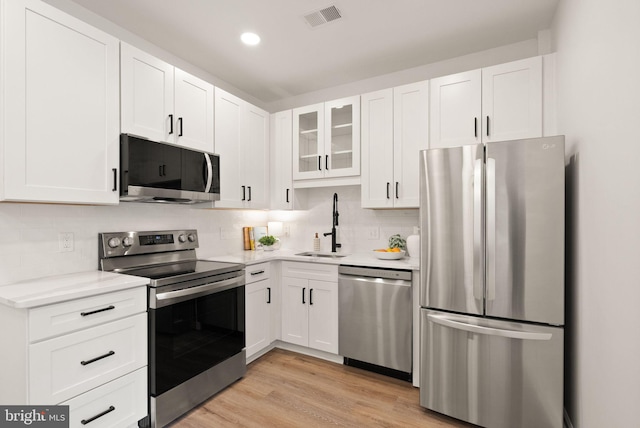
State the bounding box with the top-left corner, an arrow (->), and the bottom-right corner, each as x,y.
99,229 -> 246,428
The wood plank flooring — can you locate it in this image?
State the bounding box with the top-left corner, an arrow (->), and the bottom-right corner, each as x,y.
169,349 -> 473,428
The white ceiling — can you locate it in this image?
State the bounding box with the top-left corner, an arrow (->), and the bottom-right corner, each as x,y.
70,0 -> 560,104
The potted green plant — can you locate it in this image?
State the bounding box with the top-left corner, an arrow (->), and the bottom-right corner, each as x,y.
258,235 -> 279,251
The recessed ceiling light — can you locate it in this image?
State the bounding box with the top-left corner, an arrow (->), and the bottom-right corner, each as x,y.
241,32 -> 261,46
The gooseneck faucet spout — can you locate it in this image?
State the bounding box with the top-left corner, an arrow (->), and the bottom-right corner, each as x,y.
323,193 -> 341,252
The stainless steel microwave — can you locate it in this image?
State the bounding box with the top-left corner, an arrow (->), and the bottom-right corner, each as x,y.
120,134 -> 220,204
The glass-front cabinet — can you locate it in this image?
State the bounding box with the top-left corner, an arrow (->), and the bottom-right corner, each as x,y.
293,96 -> 360,180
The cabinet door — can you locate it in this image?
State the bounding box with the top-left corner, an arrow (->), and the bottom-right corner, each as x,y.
214,88 -> 243,207
482,56 -> 542,143
361,89 -> 394,208
3,0 -> 119,204
430,70 -> 481,149
393,81 -> 429,208
120,42 -> 174,143
174,68 -> 214,152
308,280 -> 338,354
281,277 -> 309,347
243,103 -> 269,209
325,96 -> 360,178
245,279 -> 272,358
270,111 -> 293,210
293,103 -> 324,180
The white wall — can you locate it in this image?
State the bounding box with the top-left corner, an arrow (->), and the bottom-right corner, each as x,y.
553,0 -> 640,426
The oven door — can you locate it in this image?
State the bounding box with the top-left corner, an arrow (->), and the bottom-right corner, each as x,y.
148,274 -> 245,397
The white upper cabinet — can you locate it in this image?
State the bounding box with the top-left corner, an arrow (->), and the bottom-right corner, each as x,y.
430,56 -> 542,149
482,57 -> 542,142
293,96 -> 360,183
121,42 -> 214,153
214,88 -> 269,209
1,0 -> 120,204
361,81 -> 429,209
270,110 -> 294,210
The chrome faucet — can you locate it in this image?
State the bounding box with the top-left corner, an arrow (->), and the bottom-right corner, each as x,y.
323,193 -> 341,252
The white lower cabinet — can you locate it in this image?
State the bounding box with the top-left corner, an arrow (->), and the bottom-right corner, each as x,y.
245,263 -> 274,359
281,262 -> 338,354
0,286 -> 148,427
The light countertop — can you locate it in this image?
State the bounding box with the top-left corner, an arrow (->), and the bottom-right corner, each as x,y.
0,271 -> 149,309
207,248 -> 420,271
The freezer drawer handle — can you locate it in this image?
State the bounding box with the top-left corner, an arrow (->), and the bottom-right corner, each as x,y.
427,314 -> 552,341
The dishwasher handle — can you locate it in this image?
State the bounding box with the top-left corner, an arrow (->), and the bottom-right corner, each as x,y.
338,273 -> 412,288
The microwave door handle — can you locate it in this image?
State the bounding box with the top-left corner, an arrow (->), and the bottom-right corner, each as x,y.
204,153 -> 213,192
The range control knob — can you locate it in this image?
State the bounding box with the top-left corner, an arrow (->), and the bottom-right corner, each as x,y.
122,237 -> 134,247
178,234 -> 187,243
107,237 -> 121,248
188,234 -> 197,242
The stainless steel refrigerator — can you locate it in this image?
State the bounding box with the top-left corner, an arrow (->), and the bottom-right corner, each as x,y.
419,136 -> 565,428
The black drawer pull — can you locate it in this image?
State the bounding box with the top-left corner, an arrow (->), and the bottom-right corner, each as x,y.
386,182 -> 390,199
81,305 -> 115,317
325,154 -> 329,170
248,186 -> 252,202
310,288 -> 313,305
112,168 -> 117,192
267,287 -> 271,304
81,406 -> 115,425
486,116 -> 490,136
169,114 -> 174,135
81,350 -> 115,366
241,185 -> 246,201
474,117 -> 478,138
250,270 -> 265,276
395,182 -> 399,199
318,156 -> 321,171
178,117 -> 184,136
286,188 -> 290,203
302,287 -> 306,304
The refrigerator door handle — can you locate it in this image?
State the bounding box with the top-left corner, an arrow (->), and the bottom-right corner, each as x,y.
473,156 -> 484,301
486,157 -> 496,301
427,314 -> 552,341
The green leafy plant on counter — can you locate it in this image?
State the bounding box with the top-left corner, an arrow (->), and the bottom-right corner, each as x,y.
258,235 -> 277,246
388,234 -> 406,250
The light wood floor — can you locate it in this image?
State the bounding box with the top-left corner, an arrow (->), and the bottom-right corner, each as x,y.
170,349 -> 473,427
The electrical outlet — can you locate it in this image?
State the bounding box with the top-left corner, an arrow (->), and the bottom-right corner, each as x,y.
283,224 -> 291,238
366,226 -> 379,239
58,232 -> 74,252
220,227 -> 234,240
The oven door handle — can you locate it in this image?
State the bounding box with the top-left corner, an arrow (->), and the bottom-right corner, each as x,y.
154,275 -> 244,308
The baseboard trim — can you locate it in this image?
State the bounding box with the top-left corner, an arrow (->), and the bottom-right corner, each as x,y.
564,408 -> 574,428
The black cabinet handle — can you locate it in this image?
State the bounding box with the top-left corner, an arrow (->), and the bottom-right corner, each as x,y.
81,305 -> 115,317
302,287 -> 306,304
318,156 -> 321,171
112,168 -> 117,192
286,188 -> 290,203
310,289 -> 313,305
81,350 -> 115,366
178,117 -> 183,137
486,116 -> 490,136
474,117 -> 478,138
325,155 -> 329,170
81,406 -> 115,425
386,182 -> 390,199
250,270 -> 265,276
267,287 -> 271,304
169,114 -> 174,135
248,186 -> 252,202
395,182 -> 399,199
241,185 -> 246,201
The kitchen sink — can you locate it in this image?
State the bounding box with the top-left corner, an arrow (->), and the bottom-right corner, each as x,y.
295,251 -> 348,258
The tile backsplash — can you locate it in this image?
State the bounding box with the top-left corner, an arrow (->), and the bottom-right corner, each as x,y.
0,186 -> 418,286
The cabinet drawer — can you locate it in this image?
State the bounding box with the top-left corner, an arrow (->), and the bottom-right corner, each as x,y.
29,287 -> 147,342
282,261 -> 338,282
246,263 -> 270,284
63,367 -> 147,428
29,313 -> 147,404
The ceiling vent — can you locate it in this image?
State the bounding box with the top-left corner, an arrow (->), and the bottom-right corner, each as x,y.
304,5 -> 343,28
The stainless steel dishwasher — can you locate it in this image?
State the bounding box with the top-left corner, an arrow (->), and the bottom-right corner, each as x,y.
338,265 -> 412,380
